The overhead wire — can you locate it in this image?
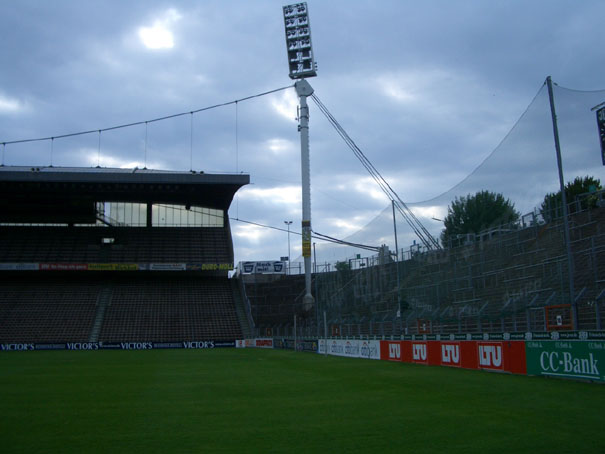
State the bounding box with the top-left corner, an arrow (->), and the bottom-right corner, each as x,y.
1,85 -> 293,146
148,204 -> 380,251
310,93 -> 441,250
2,83 -> 386,256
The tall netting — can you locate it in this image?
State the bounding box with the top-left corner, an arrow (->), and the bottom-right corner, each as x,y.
312,84 -> 605,261
277,84 -> 605,337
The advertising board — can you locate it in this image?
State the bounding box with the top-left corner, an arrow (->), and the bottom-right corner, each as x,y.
526,340 -> 605,382
0,340 -> 235,352
380,341 -> 402,362
239,261 -> 286,274
440,342 -> 461,367
255,338 -> 274,348
319,339 -> 379,360
477,342 -> 504,370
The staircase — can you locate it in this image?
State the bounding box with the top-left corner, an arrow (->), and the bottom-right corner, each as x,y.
231,278 -> 254,339
88,286 -> 112,342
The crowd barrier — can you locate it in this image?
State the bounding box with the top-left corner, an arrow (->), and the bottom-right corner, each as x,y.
378,339 -> 527,374
374,332 -> 605,383
239,332 -> 605,383
0,340 -> 236,351
4,333 -> 604,383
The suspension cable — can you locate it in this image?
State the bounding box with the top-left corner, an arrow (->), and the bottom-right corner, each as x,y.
310,93 -> 440,250
1,85 -> 293,146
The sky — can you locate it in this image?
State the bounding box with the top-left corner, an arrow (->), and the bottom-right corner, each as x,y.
1,0 -> 605,269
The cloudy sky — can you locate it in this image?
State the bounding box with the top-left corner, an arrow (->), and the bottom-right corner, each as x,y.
2,0 -> 605,268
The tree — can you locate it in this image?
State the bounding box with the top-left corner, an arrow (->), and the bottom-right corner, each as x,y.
440,190 -> 520,247
540,176 -> 602,223
334,260 -> 351,272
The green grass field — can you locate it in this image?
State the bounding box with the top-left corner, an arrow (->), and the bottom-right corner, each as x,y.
1,348 -> 603,453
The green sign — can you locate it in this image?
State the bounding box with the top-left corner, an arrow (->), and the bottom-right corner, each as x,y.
526,341 -> 605,382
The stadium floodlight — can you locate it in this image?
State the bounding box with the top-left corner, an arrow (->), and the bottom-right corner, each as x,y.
283,2 -> 317,79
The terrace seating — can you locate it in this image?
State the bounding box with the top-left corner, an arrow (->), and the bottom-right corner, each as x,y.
0,277 -> 243,343
0,281 -> 99,343
0,226 -> 231,264
251,207 -> 605,335
98,278 -> 242,342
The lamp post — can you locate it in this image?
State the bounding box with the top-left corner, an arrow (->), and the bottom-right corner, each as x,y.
284,220 -> 292,274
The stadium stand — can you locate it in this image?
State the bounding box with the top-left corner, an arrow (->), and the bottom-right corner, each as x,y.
0,226 -> 232,264
0,166 -> 251,344
0,276 -> 99,343
244,195 -> 605,338
98,277 -> 241,342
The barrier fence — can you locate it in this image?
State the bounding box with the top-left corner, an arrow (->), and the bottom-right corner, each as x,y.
3,334 -> 604,383
242,332 -> 605,383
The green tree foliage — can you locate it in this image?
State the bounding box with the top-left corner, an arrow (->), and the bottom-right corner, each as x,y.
540,176 -> 602,222
334,260 -> 351,272
440,190 -> 520,247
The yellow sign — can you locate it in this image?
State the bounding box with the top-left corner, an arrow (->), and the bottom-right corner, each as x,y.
88,263 -> 139,271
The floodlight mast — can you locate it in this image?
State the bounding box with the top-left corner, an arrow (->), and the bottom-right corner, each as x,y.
296,79 -> 314,311
283,3 -> 317,312
283,3 -> 317,80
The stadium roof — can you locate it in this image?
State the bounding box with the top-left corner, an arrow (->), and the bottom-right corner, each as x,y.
0,166 -> 249,223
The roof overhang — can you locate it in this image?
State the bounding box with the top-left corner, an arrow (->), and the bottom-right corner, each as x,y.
0,166 -> 250,223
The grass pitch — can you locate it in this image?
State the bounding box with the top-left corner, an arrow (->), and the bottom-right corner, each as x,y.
1,348 -> 603,453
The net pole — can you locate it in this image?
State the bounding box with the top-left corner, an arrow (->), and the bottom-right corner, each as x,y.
323,310 -> 327,356
392,200 -> 402,319
546,76 -> 577,330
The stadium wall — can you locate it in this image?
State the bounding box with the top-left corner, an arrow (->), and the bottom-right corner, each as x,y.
0,340 -> 236,351
4,334 -> 604,384
237,332 -> 605,383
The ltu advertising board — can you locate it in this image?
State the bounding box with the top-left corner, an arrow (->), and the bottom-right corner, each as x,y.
526,340 -> 605,382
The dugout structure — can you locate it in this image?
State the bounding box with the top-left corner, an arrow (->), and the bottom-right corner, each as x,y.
0,166 -> 252,344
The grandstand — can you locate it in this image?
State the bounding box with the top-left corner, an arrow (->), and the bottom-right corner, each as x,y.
0,166 -> 252,345
244,191 -> 605,338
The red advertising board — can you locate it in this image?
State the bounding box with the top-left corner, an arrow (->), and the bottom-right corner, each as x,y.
478,342 -> 504,370
380,339 -> 526,375
460,341 -> 478,370
411,341 -> 428,364
427,341 -> 441,365
503,341 -> 527,375
440,342 -> 461,367
380,341 -> 403,362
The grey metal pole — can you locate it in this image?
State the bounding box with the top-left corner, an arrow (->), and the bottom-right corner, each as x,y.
284,220 -> 292,274
392,200 -> 399,261
546,76 -> 577,330
392,200 -> 402,320
294,314 -> 297,351
295,79 -> 315,313
323,310 -> 327,356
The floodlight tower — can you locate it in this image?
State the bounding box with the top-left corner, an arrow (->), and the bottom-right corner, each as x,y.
283,2 -> 317,312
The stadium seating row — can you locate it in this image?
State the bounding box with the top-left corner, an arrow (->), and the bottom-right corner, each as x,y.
0,277 -> 242,343
0,226 -> 231,264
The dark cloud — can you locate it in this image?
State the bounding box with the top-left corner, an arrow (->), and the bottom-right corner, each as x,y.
2,0 -> 604,265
